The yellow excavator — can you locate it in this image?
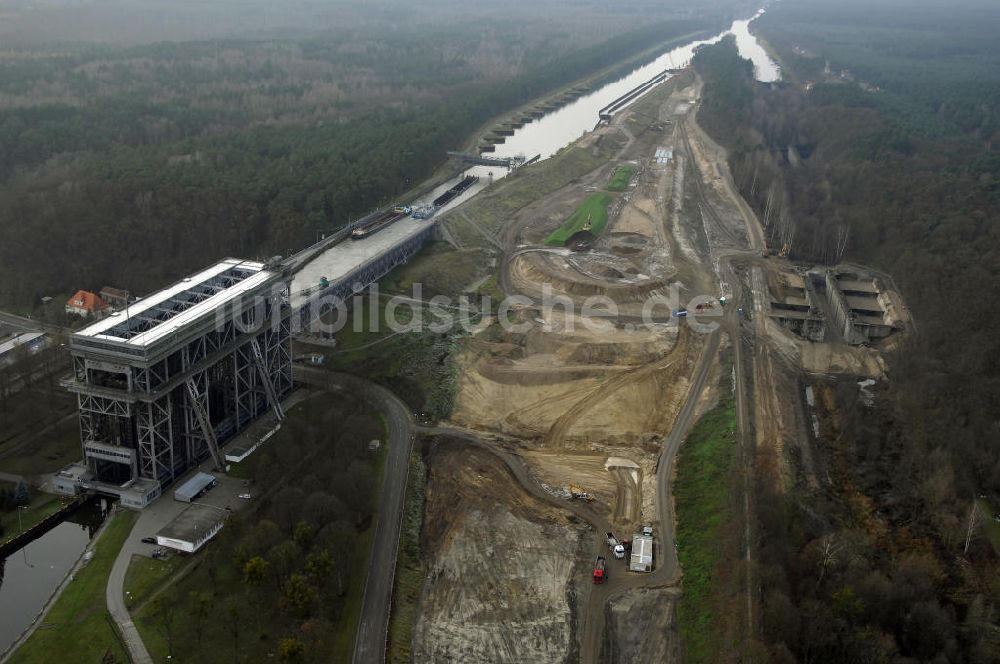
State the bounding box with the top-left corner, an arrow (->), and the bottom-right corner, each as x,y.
569,484 -> 595,501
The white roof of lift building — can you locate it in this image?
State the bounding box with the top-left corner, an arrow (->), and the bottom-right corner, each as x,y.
75,259 -> 276,347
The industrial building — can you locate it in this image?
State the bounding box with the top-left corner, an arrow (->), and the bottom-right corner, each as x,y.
156,504 -> 226,553
173,472 -> 217,503
0,331 -> 46,366
56,258 -> 292,508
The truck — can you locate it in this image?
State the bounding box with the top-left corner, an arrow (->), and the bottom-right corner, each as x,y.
606,532 -> 626,559
593,556 -> 607,584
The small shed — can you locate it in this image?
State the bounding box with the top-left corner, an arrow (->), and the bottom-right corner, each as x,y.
173,472 -> 216,503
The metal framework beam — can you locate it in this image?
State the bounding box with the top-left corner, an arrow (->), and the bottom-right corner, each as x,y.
251,337 -> 285,421
185,377 -> 225,471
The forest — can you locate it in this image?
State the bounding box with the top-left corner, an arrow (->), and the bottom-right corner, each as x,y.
693,1 -> 1000,661
0,0 -> 756,308
131,391 -> 385,662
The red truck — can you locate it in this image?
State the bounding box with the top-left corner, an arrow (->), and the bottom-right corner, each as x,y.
593,556 -> 607,584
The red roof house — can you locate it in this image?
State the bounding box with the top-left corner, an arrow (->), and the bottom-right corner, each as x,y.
65,290 -> 108,318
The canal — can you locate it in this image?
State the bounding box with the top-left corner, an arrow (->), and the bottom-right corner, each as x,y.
0,498 -> 111,656
478,7 -> 779,165
295,8 -> 780,292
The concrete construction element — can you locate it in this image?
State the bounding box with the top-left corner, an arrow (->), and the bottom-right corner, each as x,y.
768,265 -> 905,346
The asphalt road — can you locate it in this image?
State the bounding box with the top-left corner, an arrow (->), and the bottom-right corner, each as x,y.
293,367 -> 415,664
0,310 -> 66,335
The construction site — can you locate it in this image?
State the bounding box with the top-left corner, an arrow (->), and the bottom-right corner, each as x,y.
406,63 -> 912,663
11,35 -> 915,664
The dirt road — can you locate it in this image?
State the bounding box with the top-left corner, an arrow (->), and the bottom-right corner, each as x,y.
578,328 -> 720,664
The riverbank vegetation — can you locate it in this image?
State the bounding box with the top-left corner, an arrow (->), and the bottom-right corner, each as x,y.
8,510 -> 136,664
129,391 -> 384,662
0,0 -> 746,309
675,397 -> 741,662
694,1 -> 1000,660
0,488 -> 61,543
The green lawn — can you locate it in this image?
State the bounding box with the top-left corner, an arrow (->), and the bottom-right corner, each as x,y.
123,554 -> 186,611
0,491 -> 64,543
606,164 -> 635,192
544,192 -> 613,245
675,399 -> 738,663
8,510 -> 137,664
441,143 -> 610,250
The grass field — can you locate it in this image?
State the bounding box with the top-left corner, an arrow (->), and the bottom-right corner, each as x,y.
606,164 -> 635,191
0,490 -> 64,543
387,449 -> 427,663
123,554 -> 186,611
675,398 -> 738,663
544,192 -> 613,245
8,510 -> 136,664
441,141 -> 616,251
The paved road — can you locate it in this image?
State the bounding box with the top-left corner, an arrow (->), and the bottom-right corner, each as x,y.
0,310 -> 67,335
106,467 -> 255,664
293,368 -> 415,664
106,544 -> 155,664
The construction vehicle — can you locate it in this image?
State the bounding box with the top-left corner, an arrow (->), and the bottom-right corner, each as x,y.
605,532 -> 626,559
569,484 -> 595,501
593,556 -> 607,584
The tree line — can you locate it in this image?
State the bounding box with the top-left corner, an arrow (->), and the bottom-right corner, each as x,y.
0,15 -> 722,307
694,1 -> 1000,660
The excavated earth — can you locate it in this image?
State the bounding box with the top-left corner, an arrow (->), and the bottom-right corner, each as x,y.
413,442 -> 592,663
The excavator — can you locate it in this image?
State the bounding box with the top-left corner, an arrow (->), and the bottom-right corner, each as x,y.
569,484 -> 595,501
